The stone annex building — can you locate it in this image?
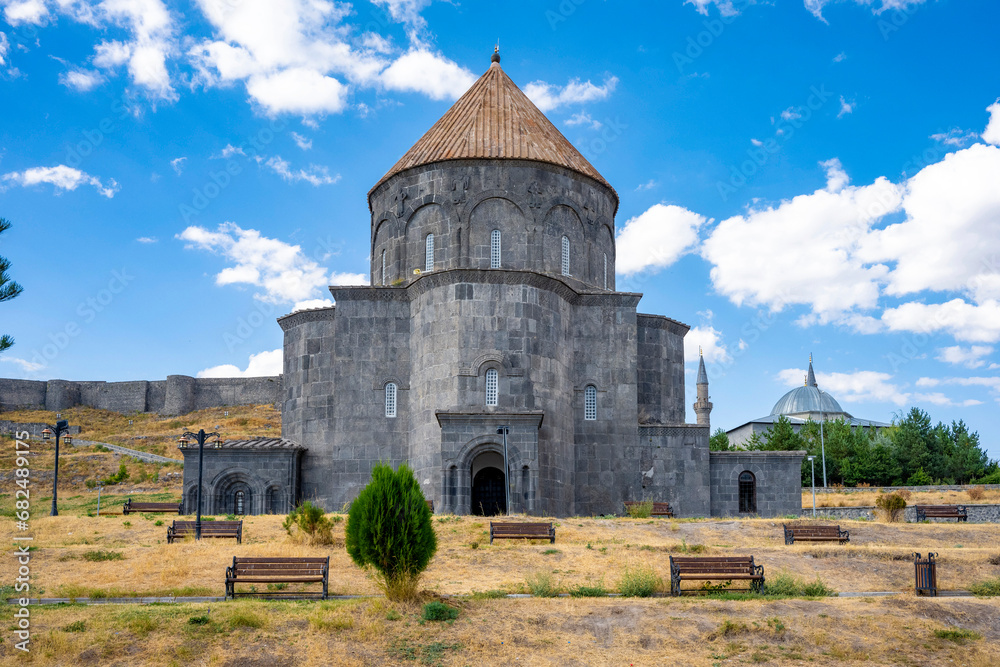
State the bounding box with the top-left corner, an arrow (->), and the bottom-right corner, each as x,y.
0,51 -> 805,518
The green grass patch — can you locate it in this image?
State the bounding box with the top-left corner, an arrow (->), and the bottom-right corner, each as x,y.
468,589 -> 507,599
618,565 -> 660,597
934,628 -> 982,642
969,576 -> 1000,596
525,571 -> 560,597
422,601 -> 459,621
81,550 -> 124,562
569,583 -> 608,597
62,620 -> 86,632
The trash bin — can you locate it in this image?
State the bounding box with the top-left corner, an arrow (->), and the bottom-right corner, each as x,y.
914,552 -> 938,596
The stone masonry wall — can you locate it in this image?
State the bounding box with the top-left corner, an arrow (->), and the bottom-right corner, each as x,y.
710,450 -> 805,517
0,375 -> 281,415
634,424 -> 711,518
799,504 -> 1000,523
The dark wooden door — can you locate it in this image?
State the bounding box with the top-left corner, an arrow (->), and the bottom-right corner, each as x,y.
471,467 -> 507,516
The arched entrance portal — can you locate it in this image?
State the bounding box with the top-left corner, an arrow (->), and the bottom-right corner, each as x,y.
471,451 -> 507,516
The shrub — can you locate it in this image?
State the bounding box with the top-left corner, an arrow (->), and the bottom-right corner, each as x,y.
525,571 -> 559,597
875,492 -> 907,522
626,500 -> 653,518
345,462 -> 437,601
187,615 -> 210,626
101,463 -> 130,486
896,489 -> 913,501
283,501 -> 335,545
969,577 -> 1000,597
619,565 -> 660,597
906,467 -> 933,486
85,479 -> 97,489
569,583 -> 608,597
966,486 -> 985,501
422,601 -> 459,621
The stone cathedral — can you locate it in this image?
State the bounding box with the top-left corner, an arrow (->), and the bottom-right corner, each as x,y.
182,51 -> 804,519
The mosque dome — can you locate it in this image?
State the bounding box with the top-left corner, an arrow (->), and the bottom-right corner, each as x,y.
769,356 -> 848,418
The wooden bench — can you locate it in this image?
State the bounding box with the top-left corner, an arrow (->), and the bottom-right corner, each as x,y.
167,520 -> 243,544
225,556 -> 329,599
122,498 -> 181,515
489,521 -> 555,544
783,524 -> 849,545
915,505 -> 967,522
624,501 -> 674,517
669,555 -> 764,596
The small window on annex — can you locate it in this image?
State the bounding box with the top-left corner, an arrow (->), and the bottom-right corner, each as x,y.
424,233 -> 434,272
738,471 -> 756,513
385,382 -> 397,418
561,236 -> 570,276
584,385 -> 597,421
485,368 -> 498,407
490,229 -> 501,268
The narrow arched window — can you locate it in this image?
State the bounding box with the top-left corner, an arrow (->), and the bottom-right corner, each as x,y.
490,229 -> 501,268
584,385 -> 597,420
425,233 -> 434,272
385,382 -> 397,418
381,249 -> 386,285
603,253 -> 608,290
738,471 -> 756,513
561,236 -> 570,276
234,490 -> 245,515
485,368 -> 498,406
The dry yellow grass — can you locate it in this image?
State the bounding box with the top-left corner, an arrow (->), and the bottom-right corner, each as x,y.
803,488 -> 1000,508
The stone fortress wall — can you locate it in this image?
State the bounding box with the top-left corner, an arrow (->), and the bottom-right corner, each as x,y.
0,375 -> 282,415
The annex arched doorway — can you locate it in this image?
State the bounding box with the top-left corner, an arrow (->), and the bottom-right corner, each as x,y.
471,451 -> 507,516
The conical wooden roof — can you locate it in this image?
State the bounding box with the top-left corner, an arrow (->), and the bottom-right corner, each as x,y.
370,57 -> 613,195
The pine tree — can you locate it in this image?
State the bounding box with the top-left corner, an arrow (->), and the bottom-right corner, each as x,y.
0,218 -> 24,353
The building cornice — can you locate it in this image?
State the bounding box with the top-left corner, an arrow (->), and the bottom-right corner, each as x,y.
435,410 -> 544,429
277,306 -> 337,330
637,313 -> 691,336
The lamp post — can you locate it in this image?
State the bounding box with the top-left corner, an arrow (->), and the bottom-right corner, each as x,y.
42,420 -> 71,516
807,456 -> 817,517
496,425 -> 511,516
179,429 -> 219,540
819,414 -> 829,488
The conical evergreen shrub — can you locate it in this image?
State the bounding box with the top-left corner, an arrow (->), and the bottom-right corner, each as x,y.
345,462 -> 437,600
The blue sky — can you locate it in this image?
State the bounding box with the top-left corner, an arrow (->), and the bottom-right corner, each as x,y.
2,0 -> 999,458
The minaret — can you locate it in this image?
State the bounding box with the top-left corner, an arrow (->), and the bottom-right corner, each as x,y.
806,353 -> 818,387
693,347 -> 713,427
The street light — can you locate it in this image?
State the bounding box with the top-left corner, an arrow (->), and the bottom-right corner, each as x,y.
42,420 -> 71,516
807,455 -> 817,517
179,428 -> 220,540
496,425 -> 511,516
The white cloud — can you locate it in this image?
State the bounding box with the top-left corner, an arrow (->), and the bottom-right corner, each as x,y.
198,348 -> 282,378
170,156 -> 186,174
0,355 -> 44,373
178,221 -> 363,304
881,299 -> 1000,343
684,325 -> 731,365
93,0 -> 177,100
833,52 -> 846,62
290,131 -> 312,150
565,112 -> 602,130
780,107 -> 802,121
0,31 -> 8,67
634,179 -> 658,192
381,49 -> 476,101
931,128 -> 978,148
136,236 -> 158,243
983,99 -> 1000,147
615,203 -> 707,276
263,156 -> 340,186
2,164 -> 119,197
246,67 -> 348,115
330,271 -> 367,286
702,163 -> 901,320
58,68 -> 103,91
804,0 -> 927,22
936,345 -> 993,369
684,0 -> 747,16
750,138 -> 764,147
524,76 -> 618,113
215,144 -> 245,159
837,95 -> 854,118
291,298 -> 334,312
777,367 -> 909,405
371,0 -> 432,42
820,157 -> 849,192
3,0 -> 49,25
